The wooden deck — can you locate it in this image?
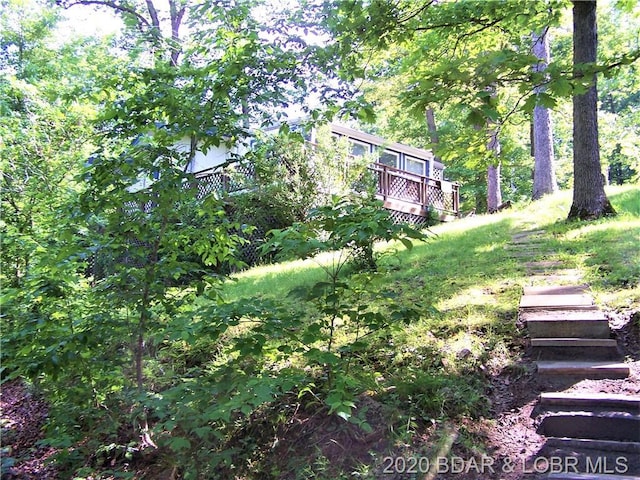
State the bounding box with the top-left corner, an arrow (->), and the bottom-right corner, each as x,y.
371,163 -> 460,221
189,161 -> 460,222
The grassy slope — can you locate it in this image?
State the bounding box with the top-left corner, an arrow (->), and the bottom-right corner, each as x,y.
219,185 -> 639,478
225,185 -> 638,312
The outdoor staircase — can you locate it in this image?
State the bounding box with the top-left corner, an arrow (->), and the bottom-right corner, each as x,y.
520,287 -> 629,375
510,229 -> 640,479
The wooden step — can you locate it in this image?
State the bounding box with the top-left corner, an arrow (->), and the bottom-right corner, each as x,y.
539,411 -> 640,442
521,309 -> 608,321
545,437 -> 640,454
508,234 -> 545,242
526,270 -> 584,283
532,338 -> 617,348
526,262 -> 567,273
507,248 -> 550,256
520,294 -> 596,310
539,393 -> 640,412
506,242 -> 546,249
521,309 -> 610,339
526,260 -> 565,268
505,239 -> 547,250
509,237 -> 547,248
524,285 -> 590,295
536,361 -> 629,379
508,251 -> 546,258
532,338 -> 620,360
512,230 -> 546,239
546,473 -> 640,480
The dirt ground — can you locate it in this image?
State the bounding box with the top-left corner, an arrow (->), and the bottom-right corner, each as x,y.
0,380 -> 58,479
2,309 -> 638,479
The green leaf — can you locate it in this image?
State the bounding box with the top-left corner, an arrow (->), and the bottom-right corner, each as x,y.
522,95 -> 538,113
169,437 -> 191,452
399,237 -> 413,250
538,92 -> 557,109
336,410 -> 351,421
551,77 -> 573,97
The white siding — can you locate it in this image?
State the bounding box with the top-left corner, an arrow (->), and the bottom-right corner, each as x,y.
173,138 -> 234,173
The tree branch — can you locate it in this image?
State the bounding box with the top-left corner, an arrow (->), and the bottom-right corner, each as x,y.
596,48 -> 640,74
58,0 -> 151,28
398,0 -> 438,24
413,16 -> 506,33
168,0 -> 186,66
145,0 -> 160,30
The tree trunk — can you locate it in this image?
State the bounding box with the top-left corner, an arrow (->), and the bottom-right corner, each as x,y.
487,162 -> 502,213
531,28 -> 558,200
425,108 -> 439,146
486,128 -> 502,213
425,107 -> 441,175
568,0 -> 616,219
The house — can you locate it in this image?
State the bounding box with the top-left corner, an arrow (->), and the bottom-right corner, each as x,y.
181,123 -> 459,223
90,122 -> 459,274
325,124 -> 459,223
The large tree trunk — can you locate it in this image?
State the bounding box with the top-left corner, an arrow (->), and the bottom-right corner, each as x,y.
531,28 -> 558,200
568,0 -> 615,219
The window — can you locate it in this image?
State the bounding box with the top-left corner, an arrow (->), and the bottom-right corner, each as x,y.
379,149 -> 399,168
349,140 -> 370,157
405,156 -> 427,176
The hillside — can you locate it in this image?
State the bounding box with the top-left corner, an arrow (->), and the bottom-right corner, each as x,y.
2,186 -> 638,479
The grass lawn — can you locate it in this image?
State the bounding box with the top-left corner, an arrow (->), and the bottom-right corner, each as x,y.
224,185 -> 638,315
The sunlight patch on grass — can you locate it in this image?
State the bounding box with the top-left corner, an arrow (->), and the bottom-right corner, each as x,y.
436,287 -> 498,312
510,190 -> 573,227
607,184 -> 640,217
442,332 -> 484,365
599,285 -> 640,310
430,211 -> 513,236
562,218 -> 640,240
474,244 -> 502,253
223,256 -> 327,300
232,257 -> 318,278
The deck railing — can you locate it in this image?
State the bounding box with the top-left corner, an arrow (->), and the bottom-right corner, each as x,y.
185,161 -> 459,218
370,163 -> 459,217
